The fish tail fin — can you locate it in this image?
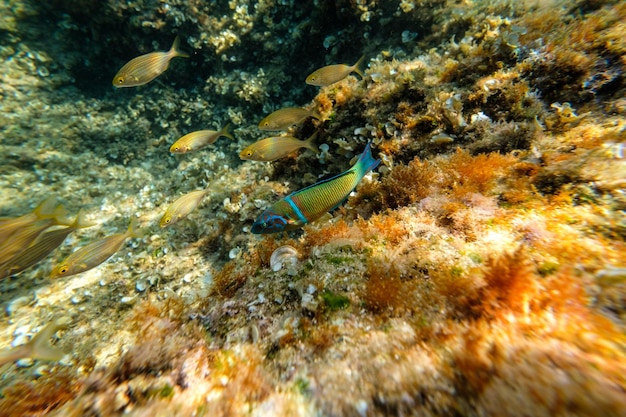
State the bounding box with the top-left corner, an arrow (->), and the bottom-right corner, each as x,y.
52,205 -> 72,226
30,317 -> 69,362
171,35 -> 190,59
355,142 -> 380,176
304,132 -> 320,153
33,197 -> 58,219
70,209 -> 95,230
127,217 -> 144,239
310,108 -> 322,121
221,123 -> 235,140
352,55 -> 365,79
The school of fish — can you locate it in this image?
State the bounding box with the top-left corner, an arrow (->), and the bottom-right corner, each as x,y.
0,35 -> 374,304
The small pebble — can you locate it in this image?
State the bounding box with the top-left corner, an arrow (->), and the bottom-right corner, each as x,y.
33,365 -> 50,377
6,296 -> 30,316
12,334 -> 30,347
120,296 -> 136,304
14,325 -> 30,336
229,247 -> 241,260
16,358 -> 34,368
136,279 -> 148,292
59,354 -> 73,366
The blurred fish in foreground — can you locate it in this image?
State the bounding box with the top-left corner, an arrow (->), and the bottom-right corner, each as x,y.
170,124 -> 234,153
0,197 -> 58,241
305,56 -> 365,86
0,317 -> 70,367
251,142 -> 379,233
0,205 -> 70,266
258,107 -> 320,131
112,36 -> 189,88
240,132 -> 319,162
160,189 -> 210,227
0,210 -> 93,280
50,218 -> 142,278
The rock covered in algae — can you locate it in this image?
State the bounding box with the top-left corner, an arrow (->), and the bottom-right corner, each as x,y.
0,0 -> 625,416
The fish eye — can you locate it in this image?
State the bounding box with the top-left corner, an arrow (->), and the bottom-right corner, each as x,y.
246,151 -> 253,156
59,266 -> 68,274
164,218 -> 171,224
173,146 -> 179,151
116,77 -> 124,84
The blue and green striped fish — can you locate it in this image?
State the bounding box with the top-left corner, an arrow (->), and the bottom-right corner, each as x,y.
251,142 -> 380,234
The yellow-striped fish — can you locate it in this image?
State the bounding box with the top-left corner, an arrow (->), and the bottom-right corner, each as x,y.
160,189 -> 209,227
0,197 -> 58,242
169,124 -> 234,153
305,56 -> 365,86
112,36 -> 189,88
50,218 -> 142,278
0,205 -> 69,265
239,132 -> 319,162
0,210 -> 93,280
0,317 -> 70,366
258,108 -> 321,131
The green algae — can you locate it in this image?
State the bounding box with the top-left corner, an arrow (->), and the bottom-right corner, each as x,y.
321,290 -> 350,311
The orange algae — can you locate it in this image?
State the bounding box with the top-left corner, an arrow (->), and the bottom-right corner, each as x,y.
363,258 -> 407,315
474,246 -> 537,319
0,371 -> 80,416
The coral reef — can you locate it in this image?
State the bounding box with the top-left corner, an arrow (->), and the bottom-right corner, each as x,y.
1,0 -> 625,416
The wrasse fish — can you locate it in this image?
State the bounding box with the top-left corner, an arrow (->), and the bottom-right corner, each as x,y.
112,36 -> 189,88
258,107 -> 321,131
251,142 -> 380,234
240,132 -> 319,162
0,197 -> 58,242
0,317 -> 70,367
305,56 -> 365,87
0,210 -> 93,280
160,189 -> 209,227
50,218 -> 142,278
170,124 -> 234,153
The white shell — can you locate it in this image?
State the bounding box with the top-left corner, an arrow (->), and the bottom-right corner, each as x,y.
270,245 -> 299,272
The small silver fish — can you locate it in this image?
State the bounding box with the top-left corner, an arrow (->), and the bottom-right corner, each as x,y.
50,218 -> 142,278
170,124 -> 234,153
113,36 -> 189,88
240,132 -> 319,162
258,108 -> 321,131
160,189 -> 210,227
305,56 -> 365,86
